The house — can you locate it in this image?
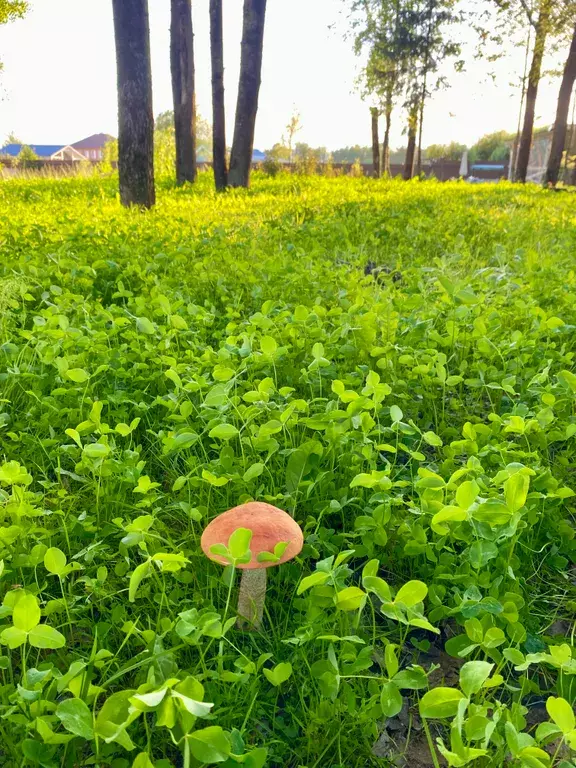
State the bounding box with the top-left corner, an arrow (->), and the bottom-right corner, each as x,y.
0,143 -> 85,161
252,149 -> 266,162
0,133 -> 114,162
71,133 -> 114,161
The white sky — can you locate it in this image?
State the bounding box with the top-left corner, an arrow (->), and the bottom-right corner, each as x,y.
0,0 -> 566,151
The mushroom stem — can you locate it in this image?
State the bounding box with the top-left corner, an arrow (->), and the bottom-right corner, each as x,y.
237,568 -> 267,630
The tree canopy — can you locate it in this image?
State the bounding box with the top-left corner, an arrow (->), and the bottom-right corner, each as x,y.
0,0 -> 28,71
0,0 -> 27,24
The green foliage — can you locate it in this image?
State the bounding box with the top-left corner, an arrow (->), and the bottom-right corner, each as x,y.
0,0 -> 27,26
154,110 -> 213,172
469,130 -> 515,163
426,141 -> 467,161
15,143 -> 39,167
0,173 -> 574,767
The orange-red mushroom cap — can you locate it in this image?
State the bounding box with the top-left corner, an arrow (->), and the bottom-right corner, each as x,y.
201,501 -> 303,570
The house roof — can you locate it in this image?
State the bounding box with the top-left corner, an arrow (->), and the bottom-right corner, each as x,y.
252,149 -> 266,161
71,133 -> 114,149
0,143 -> 64,158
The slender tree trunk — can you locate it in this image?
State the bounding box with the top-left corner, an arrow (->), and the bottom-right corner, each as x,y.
417,0 -> 434,176
564,90 -> 576,179
416,87 -> 426,176
112,0 -> 155,208
511,23 -> 533,179
545,22 -> 576,186
229,0 -> 267,188
382,89 -> 393,176
403,102 -> 418,181
170,0 -> 196,185
371,108 -> 381,178
210,0 -> 228,190
382,110 -> 392,176
515,2 -> 551,183
416,77 -> 427,176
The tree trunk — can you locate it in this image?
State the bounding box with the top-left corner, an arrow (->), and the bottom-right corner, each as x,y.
170,0 -> 196,185
564,93 -> 576,178
112,0 -> 155,208
371,108 -> 380,178
515,2 -> 551,183
228,0 -> 267,188
511,23 -> 533,179
417,0 -> 433,176
210,0 -> 228,190
403,102 -> 418,181
545,22 -> 576,186
382,93 -> 393,176
416,82 -> 426,176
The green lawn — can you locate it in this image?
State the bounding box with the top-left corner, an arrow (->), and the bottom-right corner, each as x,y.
0,174 -> 575,768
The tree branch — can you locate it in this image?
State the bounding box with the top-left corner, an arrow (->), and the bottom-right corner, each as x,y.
518,0 -> 536,29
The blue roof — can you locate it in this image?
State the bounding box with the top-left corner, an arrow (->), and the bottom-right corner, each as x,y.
0,143 -> 64,158
471,164 -> 505,171
252,149 -> 266,161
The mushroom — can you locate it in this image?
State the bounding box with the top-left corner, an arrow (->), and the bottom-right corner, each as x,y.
201,501 -> 303,629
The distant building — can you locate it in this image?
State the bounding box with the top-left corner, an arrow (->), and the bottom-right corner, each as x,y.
0,133 -> 114,162
252,149 -> 266,162
0,143 -> 85,161
71,133 -> 114,161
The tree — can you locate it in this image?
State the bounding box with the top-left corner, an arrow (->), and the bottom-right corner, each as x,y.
426,141 -> 467,161
111,0 -> 155,208
351,0 -> 407,176
265,142 -> 290,162
228,0 -> 267,188
155,111 -> 174,131
514,0 -> 552,182
100,137 -> 119,173
294,143 -> 319,175
371,107 -> 381,177
153,111 -> 211,175
402,0 -> 463,175
485,0 -> 576,182
332,145 -> 373,162
469,130 -> 514,163
170,0 -> 196,185
285,111 -> 302,164
545,21 -> 576,185
5,132 -> 21,144
156,111 -> 210,148
351,0 -> 462,179
0,0 -> 26,23
0,0 -> 27,73
415,0 -> 434,174
403,93 -> 419,179
16,144 -> 38,167
210,0 -> 228,190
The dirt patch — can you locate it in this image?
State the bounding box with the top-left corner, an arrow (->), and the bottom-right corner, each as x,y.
372,704 -> 446,767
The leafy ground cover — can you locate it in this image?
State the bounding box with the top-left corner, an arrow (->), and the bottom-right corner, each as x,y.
0,174 -> 575,768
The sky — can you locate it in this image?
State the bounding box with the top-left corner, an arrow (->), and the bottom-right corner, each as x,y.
0,0 -> 567,152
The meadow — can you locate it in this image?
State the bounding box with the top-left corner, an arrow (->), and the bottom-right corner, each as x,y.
0,173 -> 575,768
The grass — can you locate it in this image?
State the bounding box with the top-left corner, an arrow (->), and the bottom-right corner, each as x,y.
0,172 -> 574,768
